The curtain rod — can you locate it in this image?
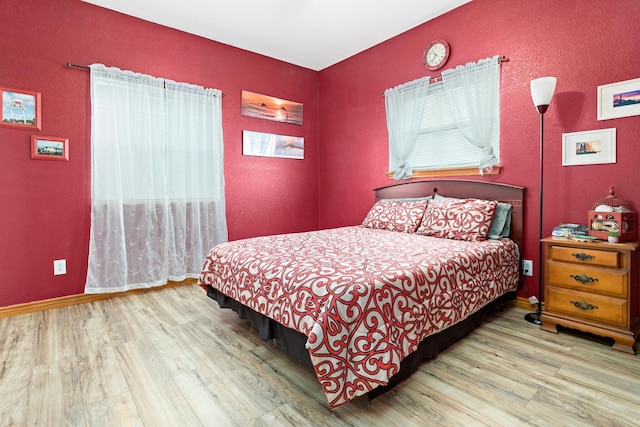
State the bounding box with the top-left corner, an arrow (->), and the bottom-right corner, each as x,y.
66,62 -> 90,70
431,55 -> 508,83
65,62 -> 225,96
382,55 -> 509,95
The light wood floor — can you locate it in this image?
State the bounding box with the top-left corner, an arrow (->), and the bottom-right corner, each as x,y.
1,285 -> 638,427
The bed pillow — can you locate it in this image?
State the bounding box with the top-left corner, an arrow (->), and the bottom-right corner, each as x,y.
435,194 -> 512,240
362,199 -> 429,233
434,193 -> 459,201
378,196 -> 432,202
487,202 -> 513,239
416,198 -> 498,242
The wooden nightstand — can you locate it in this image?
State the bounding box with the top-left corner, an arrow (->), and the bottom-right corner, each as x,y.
540,237 -> 640,354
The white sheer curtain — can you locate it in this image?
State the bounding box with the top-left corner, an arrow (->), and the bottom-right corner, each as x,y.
86,64 -> 227,293
441,56 -> 500,173
384,76 -> 430,180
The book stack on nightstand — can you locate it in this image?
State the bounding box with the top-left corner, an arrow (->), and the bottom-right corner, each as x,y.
551,223 -> 589,238
540,236 -> 640,354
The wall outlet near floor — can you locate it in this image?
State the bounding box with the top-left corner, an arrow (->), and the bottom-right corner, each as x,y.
522,259 -> 533,276
53,259 -> 67,275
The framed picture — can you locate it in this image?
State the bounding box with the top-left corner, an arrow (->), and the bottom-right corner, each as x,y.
562,128 -> 616,166
597,77 -> 640,120
31,135 -> 69,161
243,130 -> 304,159
1,86 -> 42,129
241,91 -> 303,125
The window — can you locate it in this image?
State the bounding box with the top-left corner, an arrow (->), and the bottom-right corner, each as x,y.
387,56 -> 501,178
407,82 -> 499,170
86,65 -> 227,293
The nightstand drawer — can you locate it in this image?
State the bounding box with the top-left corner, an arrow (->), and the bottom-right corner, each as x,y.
548,245 -> 619,267
546,261 -> 626,297
545,287 -> 628,328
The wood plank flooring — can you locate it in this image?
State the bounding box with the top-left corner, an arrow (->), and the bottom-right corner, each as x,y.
1,284 -> 638,426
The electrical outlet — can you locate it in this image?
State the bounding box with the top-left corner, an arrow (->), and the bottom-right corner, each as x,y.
53,259 -> 67,275
522,259 -> 533,276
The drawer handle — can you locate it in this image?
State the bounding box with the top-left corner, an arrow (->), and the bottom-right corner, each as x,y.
570,274 -> 599,284
570,300 -> 599,311
572,252 -> 595,261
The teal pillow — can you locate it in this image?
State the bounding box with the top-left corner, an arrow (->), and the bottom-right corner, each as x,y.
487,202 -> 512,239
379,196 -> 432,202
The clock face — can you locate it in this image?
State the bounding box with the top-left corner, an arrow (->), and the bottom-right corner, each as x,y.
424,40 -> 450,70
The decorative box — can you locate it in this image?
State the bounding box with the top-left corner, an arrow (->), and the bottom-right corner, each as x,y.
588,210 -> 637,241
588,186 -> 636,241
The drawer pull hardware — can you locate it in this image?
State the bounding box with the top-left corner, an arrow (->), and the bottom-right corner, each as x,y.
570,274 -> 599,284
572,252 -> 595,261
570,300 -> 599,311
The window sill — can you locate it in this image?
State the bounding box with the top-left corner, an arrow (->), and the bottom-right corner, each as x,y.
386,164 -> 502,179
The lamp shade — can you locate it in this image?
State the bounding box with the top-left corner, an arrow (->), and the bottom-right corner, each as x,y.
530,77 -> 557,108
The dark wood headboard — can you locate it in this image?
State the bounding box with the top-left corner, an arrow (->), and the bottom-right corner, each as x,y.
373,179 -> 525,256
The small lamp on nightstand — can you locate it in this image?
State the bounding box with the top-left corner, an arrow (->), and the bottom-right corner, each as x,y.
525,76 -> 557,325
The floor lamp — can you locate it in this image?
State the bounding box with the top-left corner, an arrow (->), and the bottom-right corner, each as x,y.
525,76 -> 557,325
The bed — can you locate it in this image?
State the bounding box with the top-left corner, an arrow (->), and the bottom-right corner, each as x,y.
198,179 -> 524,409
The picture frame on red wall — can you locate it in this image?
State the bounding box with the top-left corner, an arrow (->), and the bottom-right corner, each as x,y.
242,130 -> 304,159
561,128 -> 616,166
597,77 -> 640,121
31,135 -> 69,161
1,86 -> 42,130
241,90 -> 303,126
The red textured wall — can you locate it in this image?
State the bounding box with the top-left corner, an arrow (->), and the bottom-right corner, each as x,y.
0,0 -> 319,306
318,0 -> 640,299
3,0 -> 640,308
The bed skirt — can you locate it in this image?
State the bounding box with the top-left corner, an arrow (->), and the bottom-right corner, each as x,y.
205,285 -> 516,401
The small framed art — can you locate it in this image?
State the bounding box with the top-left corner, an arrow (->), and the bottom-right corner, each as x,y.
31,135 -> 69,161
561,128 -> 616,166
241,91 -> 303,125
1,86 -> 42,129
243,130 -> 304,159
597,77 -> 640,121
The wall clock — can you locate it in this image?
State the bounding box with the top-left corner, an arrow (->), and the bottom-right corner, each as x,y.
424,39 -> 450,71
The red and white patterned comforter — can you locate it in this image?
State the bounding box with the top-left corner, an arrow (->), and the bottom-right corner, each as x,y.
198,226 -> 519,408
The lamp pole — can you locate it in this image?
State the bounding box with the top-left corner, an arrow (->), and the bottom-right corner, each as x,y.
525,77 -> 557,325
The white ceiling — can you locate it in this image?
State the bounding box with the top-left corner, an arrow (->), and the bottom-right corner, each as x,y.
82,0 -> 471,71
